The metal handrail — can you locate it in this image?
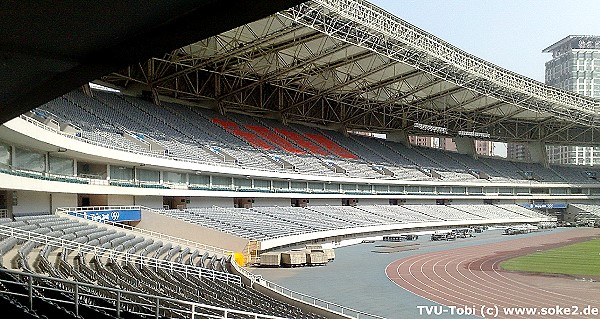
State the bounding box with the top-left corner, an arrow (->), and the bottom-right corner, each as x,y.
150,207 -> 386,318
230,261 -> 385,319
0,224 -> 240,285
0,268 -> 286,319
57,206 -> 233,256
57,206 -> 384,318
18,114 -> 259,171
263,280 -> 386,319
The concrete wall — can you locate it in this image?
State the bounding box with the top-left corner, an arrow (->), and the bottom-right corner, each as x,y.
107,194 -> 134,206
188,197 -> 232,208
448,199 -> 484,205
13,190 -> 50,215
134,196 -> 164,209
404,199 -> 437,205
307,198 -> 341,206
78,194 -> 108,206
136,210 -> 249,252
50,193 -> 77,212
254,198 -> 290,207
356,198 -> 389,205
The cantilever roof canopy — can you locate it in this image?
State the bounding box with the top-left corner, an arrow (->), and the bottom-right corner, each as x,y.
102,0 -> 600,146
0,0 -> 306,125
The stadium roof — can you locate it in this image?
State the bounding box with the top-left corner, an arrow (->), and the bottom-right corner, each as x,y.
543,35 -> 600,53
0,0 -> 306,125
101,0 -> 600,146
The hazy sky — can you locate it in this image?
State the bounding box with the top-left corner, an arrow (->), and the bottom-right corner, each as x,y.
369,0 -> 600,82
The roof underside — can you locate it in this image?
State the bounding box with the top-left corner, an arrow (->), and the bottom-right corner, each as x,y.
101,0 -> 600,146
0,0 -> 306,125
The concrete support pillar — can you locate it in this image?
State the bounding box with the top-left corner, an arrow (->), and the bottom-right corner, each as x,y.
387,130 -> 410,147
529,141 -> 548,168
454,137 -> 476,158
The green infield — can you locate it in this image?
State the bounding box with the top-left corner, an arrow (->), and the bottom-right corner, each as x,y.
501,237 -> 600,277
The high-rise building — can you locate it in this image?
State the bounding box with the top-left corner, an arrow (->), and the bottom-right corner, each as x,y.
527,36 -> 600,165
544,35 -> 600,98
506,143 -> 531,161
409,136 -> 494,157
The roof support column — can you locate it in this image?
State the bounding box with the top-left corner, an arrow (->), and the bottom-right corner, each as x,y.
529,141 -> 549,168
387,130 -> 410,147
454,137 -> 477,158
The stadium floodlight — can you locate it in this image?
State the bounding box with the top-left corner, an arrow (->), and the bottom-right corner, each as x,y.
413,123 -> 448,134
458,130 -> 491,138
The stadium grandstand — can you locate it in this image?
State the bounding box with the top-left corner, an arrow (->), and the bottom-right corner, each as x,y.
3,0 -> 600,318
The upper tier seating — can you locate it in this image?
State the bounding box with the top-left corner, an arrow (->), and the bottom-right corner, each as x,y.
30,89 -> 600,184
211,118 -> 276,151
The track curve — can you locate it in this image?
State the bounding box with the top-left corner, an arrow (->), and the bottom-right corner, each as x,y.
386,228 -> 600,318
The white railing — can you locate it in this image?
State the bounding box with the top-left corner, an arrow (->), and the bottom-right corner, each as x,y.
57,206 -> 385,319
0,164 -> 92,184
0,224 -> 240,285
229,258 -> 386,319
263,280 -> 386,319
0,268 -> 285,319
56,206 -> 233,256
16,113 -> 598,190
19,114 -> 261,171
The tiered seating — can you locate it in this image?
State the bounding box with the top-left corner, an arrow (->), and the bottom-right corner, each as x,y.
273,128 -> 331,156
495,204 -> 549,218
384,166 -> 433,181
211,119 -> 276,151
412,146 -> 468,171
0,215 -> 325,319
29,89 -> 600,185
250,206 -> 341,231
404,205 -> 483,221
325,159 -> 385,179
37,97 -> 148,153
160,204 -> 544,240
451,204 -> 523,219
512,161 -> 564,182
551,165 -> 600,183
359,205 -> 440,222
437,171 -> 479,181
478,157 -> 526,182
319,130 -> 391,164
245,125 -> 305,154
304,133 -> 357,159
75,91 -> 224,166
307,206 -> 394,226
569,204 -> 600,215
165,208 -> 313,240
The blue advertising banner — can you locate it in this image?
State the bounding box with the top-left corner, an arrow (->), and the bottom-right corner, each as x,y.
68,209 -> 142,222
520,203 -> 567,209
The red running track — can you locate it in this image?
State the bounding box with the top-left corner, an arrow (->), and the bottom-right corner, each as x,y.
386,229 -> 600,318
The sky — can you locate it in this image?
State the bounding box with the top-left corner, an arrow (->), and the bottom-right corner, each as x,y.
369,0 -> 600,82
369,0 -> 599,157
